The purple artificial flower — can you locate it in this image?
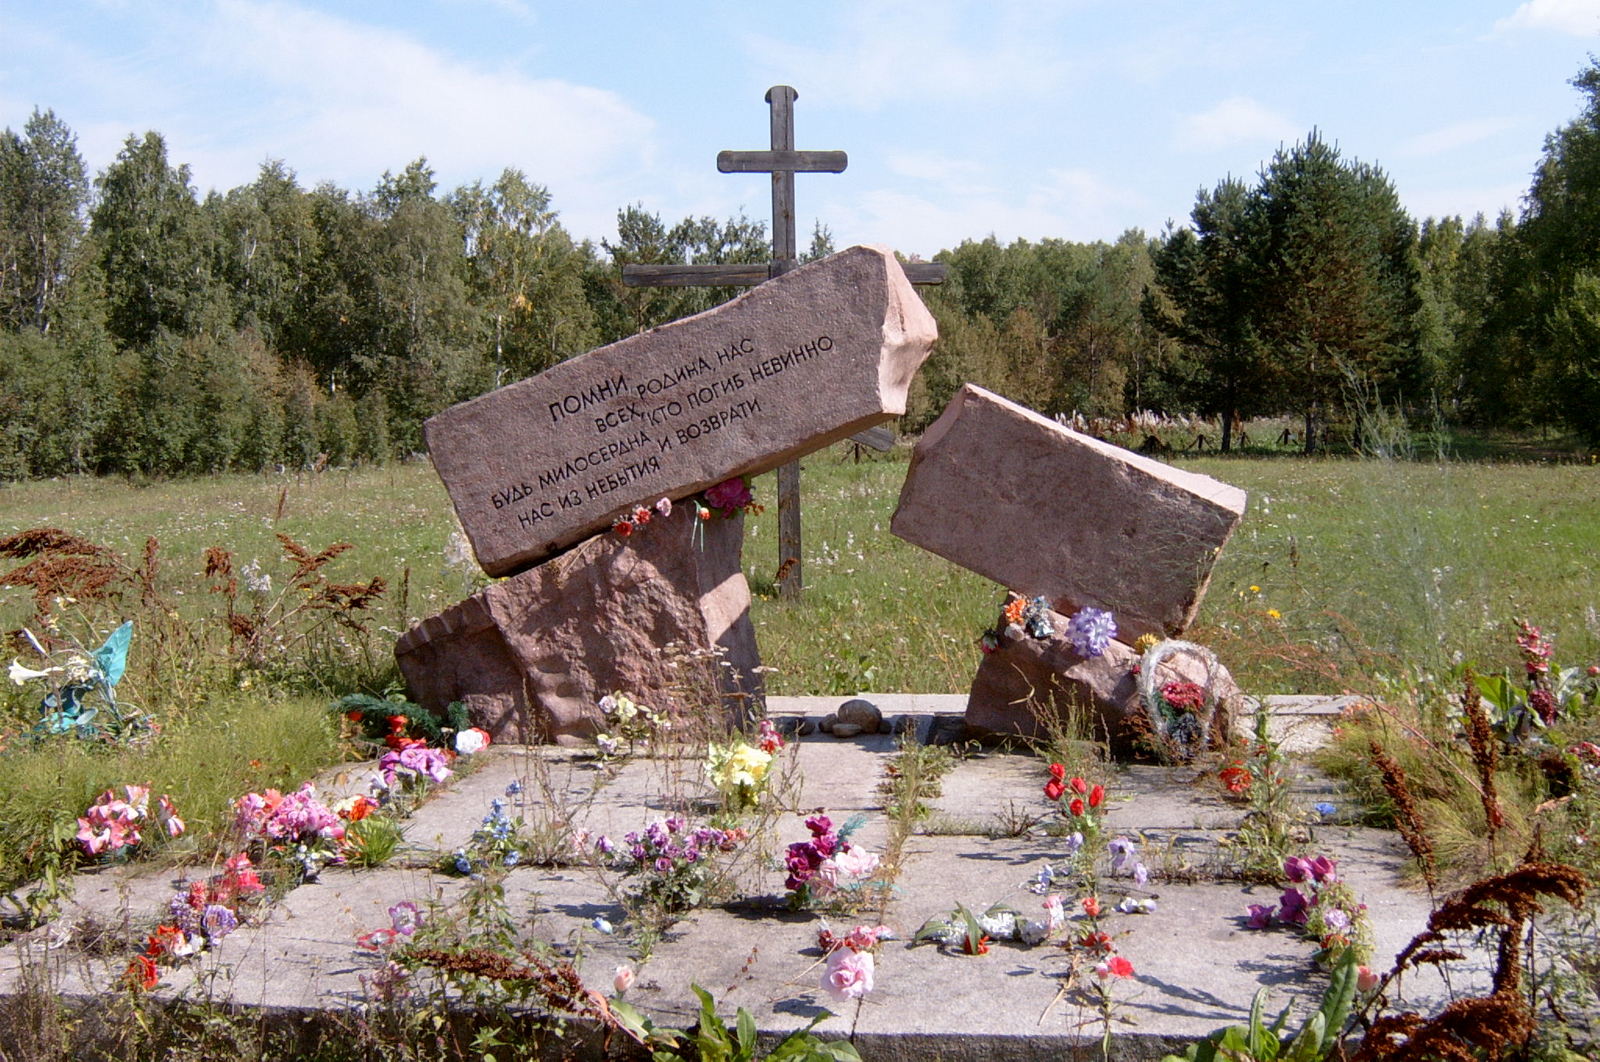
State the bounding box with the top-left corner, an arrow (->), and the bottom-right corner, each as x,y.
1132,861 -> 1149,886
388,901 -> 423,936
201,903 -> 239,944
805,815 -> 833,837
1278,887 -> 1310,925
1308,855 -> 1338,883
1322,907 -> 1351,932
654,857 -> 674,874
1066,608 -> 1117,658
1284,856 -> 1314,883
1108,836 -> 1138,874
1247,903 -> 1276,929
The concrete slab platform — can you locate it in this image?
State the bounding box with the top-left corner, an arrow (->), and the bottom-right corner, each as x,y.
0,695 -> 1511,1060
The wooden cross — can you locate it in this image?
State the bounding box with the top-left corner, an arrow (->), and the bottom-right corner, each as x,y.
624,85 -> 944,600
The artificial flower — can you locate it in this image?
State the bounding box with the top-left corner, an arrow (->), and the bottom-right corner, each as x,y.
614,965 -> 635,994
1065,607 -> 1117,657
454,727 -> 491,755
822,948 -> 874,1001
1095,955 -> 1135,979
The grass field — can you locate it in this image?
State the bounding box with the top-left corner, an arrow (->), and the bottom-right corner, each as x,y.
4,445 -> 1598,700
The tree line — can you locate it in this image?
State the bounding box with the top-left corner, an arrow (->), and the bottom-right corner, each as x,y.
4,60 -> 1600,478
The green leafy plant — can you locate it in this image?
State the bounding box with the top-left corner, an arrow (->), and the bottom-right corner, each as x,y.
661,984 -> 860,1062
1160,949 -> 1358,1062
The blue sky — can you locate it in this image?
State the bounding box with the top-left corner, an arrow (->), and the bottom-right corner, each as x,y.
3,0 -> 1599,258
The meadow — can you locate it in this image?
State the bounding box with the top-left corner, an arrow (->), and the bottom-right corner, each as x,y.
4,443 -> 1598,701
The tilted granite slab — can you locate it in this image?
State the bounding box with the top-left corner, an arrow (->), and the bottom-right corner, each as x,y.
426,245 -> 937,576
891,384 -> 1247,645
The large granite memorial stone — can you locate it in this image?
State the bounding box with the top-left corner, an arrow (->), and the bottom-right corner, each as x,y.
426,245 -> 936,577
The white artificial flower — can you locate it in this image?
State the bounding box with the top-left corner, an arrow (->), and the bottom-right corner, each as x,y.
8,660 -> 62,685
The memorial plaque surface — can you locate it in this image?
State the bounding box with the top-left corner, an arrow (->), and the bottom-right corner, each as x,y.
890,384 -> 1247,644
426,245 -> 936,576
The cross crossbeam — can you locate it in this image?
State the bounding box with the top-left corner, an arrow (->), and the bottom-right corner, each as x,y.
621,85 -> 944,600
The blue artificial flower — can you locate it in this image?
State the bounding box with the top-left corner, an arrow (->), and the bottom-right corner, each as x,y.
1066,607 -> 1117,657
503,850 -> 521,868
1314,802 -> 1337,819
592,916 -> 614,934
505,780 -> 524,797
1022,597 -> 1055,639
454,850 -> 472,874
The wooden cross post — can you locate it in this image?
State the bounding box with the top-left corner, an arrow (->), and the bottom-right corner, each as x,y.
623,85 -> 944,601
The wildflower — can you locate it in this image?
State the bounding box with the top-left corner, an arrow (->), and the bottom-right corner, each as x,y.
1095,955 -> 1134,979
1066,607 -> 1117,657
454,850 -> 472,874
1266,609 -> 1281,620
614,965 -> 635,994
821,948 -> 874,1001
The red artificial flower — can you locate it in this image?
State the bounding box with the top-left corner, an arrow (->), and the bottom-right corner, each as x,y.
126,953 -> 159,991
1082,895 -> 1101,918
146,924 -> 185,958
1003,597 -> 1027,626
1048,763 -> 1066,781
1078,931 -> 1113,953
345,710 -> 364,723
1088,784 -> 1105,809
1069,798 -> 1085,817
963,934 -> 991,955
1069,776 -> 1089,795
613,519 -> 634,537
1099,955 -> 1135,978
1044,779 -> 1065,801
1219,763 -> 1252,795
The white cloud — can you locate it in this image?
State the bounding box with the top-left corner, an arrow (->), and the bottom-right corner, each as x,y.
1496,0 -> 1600,36
1399,118 -> 1515,157
188,0 -> 652,196
822,166 -> 1150,256
740,0 -> 1072,110
1400,180 -> 1528,223
1176,96 -> 1299,151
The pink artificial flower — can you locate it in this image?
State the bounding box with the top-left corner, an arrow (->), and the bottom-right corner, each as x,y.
654,497 -> 672,518
704,477 -> 754,516
842,924 -> 892,952
1357,966 -> 1381,994
821,948 -> 874,1001
1043,895 -> 1065,929
614,965 -> 635,994
158,795 -> 185,838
